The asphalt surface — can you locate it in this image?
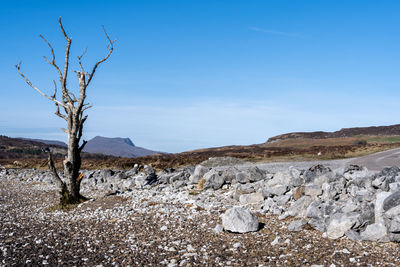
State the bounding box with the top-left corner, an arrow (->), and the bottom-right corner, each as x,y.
348,147 -> 400,171
246,148 -> 400,173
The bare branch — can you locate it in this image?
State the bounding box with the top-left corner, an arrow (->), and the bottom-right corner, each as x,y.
82,105 -> 93,112
77,115 -> 88,141
51,80 -> 68,121
58,17 -> 70,42
51,80 -> 57,99
61,128 -> 69,134
68,92 -> 78,102
58,17 -> 72,97
77,46 -> 88,73
55,104 -> 68,121
86,25 -> 115,87
15,63 -> 67,108
79,140 -> 87,152
40,34 -> 63,79
48,153 -> 66,190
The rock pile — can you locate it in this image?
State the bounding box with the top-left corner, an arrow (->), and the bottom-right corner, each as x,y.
2,156 -> 400,243
188,161 -> 400,242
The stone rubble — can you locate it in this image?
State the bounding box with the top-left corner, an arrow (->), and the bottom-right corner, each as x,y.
1,156 -> 400,265
3,157 -> 400,243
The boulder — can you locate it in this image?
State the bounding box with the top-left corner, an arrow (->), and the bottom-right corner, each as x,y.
200,157 -> 245,167
221,207 -> 259,233
267,171 -> 291,187
306,201 -> 325,219
304,184 -> 322,197
345,229 -> 361,241
203,170 -> 225,190
385,205 -> 400,219
320,183 -> 336,201
222,167 -> 240,184
375,192 -> 392,222
235,166 -> 265,184
383,190 -> 400,212
239,192 -> 264,205
263,198 -> 277,213
289,167 -> 303,187
343,165 -> 369,180
360,222 -> 389,242
356,202 -> 375,230
326,213 -> 359,240
303,164 -> 332,184
268,185 -> 288,196
189,165 -> 210,184
287,196 -> 313,218
375,167 -> 400,191
308,218 -> 327,232
275,194 -> 291,206
287,219 -> 308,232
341,199 -> 358,213
389,216 -> 400,233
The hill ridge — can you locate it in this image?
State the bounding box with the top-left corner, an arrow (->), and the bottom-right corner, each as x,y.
267,124 -> 400,142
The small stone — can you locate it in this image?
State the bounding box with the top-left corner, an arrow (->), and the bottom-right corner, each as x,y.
233,242 -> 241,249
186,244 -> 196,252
160,226 -> 168,231
213,224 -> 224,234
271,236 -> 280,246
341,248 -> 350,254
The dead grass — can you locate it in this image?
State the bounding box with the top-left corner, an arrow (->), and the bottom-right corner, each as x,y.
197,179 -> 206,190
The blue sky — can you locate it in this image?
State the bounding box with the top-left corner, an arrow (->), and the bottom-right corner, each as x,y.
1,0 -> 400,152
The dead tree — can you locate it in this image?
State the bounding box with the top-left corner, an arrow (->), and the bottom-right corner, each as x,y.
16,17 -> 115,204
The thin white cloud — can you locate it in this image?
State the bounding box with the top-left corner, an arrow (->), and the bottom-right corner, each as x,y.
249,27 -> 305,38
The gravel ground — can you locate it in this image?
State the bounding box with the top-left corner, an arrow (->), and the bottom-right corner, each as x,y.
1,171 -> 400,266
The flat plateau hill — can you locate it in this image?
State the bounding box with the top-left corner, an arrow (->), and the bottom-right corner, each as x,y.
82,136 -> 160,158
267,124 -> 400,142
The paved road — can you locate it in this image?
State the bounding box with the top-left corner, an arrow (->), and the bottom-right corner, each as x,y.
348,147 -> 400,171
245,148 -> 400,173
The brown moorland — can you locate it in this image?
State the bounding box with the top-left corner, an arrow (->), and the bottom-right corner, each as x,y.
2,134 -> 400,170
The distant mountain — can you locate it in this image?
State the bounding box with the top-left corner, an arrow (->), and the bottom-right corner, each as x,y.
83,136 -> 160,158
267,124 -> 400,142
0,135 -> 67,159
21,138 -> 67,147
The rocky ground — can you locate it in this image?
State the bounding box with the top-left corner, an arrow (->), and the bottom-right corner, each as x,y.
1,158 -> 400,266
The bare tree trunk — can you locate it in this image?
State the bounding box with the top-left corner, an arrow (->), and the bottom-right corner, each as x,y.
16,17 -> 115,205
62,134 -> 83,203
